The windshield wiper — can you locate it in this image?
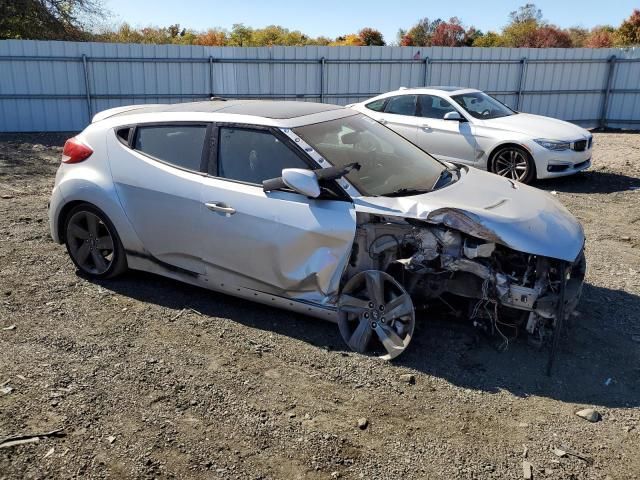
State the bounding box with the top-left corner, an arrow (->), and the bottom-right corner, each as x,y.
382,187 -> 431,197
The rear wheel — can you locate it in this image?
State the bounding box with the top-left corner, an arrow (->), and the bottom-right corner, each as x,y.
63,204 -> 127,279
490,145 -> 536,184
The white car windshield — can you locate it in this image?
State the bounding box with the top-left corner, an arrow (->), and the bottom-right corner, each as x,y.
451,92 -> 515,120
293,114 -> 448,197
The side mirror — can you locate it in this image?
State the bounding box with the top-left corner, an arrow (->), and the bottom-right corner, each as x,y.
261,168 -> 322,198
444,111 -> 463,121
282,168 -> 321,198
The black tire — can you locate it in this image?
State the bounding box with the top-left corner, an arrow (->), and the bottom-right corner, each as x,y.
489,145 -> 536,184
63,203 -> 128,279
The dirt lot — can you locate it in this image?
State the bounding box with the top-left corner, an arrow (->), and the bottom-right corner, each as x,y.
1,132 -> 639,480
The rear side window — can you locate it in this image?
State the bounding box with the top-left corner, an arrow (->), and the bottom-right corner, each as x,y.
217,128 -> 307,184
365,99 -> 386,112
133,125 -> 207,172
384,95 -> 417,116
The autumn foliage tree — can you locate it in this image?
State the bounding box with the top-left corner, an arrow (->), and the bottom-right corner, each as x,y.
617,9 -> 640,45
358,28 -> 385,46
5,1 -> 640,49
431,18 -> 466,46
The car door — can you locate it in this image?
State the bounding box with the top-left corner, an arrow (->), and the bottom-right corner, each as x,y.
108,123 -> 210,274
371,95 -> 421,143
415,94 -> 478,164
198,125 -> 356,303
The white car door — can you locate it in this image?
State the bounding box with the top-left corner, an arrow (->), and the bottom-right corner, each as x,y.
414,94 -> 478,165
369,95 -> 421,143
198,126 -> 356,303
107,123 -> 209,274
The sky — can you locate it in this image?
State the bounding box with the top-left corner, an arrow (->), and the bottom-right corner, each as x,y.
102,0 -> 639,43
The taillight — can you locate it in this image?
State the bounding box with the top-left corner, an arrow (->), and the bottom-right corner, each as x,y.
62,137 -> 93,164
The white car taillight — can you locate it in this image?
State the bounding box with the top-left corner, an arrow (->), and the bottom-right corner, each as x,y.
62,137 -> 93,164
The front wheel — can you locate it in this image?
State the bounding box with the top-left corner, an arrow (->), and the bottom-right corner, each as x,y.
490,145 -> 536,184
63,204 -> 128,279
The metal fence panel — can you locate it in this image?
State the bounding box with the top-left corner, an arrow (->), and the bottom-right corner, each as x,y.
0,40 -> 638,132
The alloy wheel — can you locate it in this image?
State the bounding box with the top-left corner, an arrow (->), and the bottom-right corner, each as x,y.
66,210 -> 115,275
493,148 -> 530,181
338,270 -> 415,360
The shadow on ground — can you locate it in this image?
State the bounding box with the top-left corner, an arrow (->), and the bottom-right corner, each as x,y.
93,270 -> 640,409
535,171 -> 640,194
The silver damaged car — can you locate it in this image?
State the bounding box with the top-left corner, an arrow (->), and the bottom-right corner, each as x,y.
49,100 -> 586,360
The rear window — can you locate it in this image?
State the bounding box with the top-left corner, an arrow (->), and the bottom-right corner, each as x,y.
133,125 -> 207,172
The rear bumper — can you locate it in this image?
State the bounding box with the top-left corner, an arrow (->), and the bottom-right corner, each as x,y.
48,184 -> 66,244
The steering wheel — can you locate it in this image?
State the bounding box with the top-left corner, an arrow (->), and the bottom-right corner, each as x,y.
481,109 -> 491,117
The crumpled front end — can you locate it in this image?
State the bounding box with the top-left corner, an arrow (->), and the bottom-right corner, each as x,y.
343,212 -> 586,349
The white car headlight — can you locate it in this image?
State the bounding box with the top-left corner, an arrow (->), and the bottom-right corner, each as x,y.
534,139 -> 571,151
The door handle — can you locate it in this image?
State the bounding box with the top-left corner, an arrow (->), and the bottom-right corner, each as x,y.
378,118 -> 388,125
421,123 -> 431,130
205,202 -> 236,215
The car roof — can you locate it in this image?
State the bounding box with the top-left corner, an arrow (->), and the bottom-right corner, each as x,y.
107,100 -> 344,120
362,86 -> 480,103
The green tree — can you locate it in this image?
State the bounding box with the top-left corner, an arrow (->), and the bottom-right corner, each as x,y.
0,0 -> 103,40
228,23 -> 253,46
472,31 -> 504,47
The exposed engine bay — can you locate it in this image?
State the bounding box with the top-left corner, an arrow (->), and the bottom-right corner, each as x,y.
337,212 -> 586,360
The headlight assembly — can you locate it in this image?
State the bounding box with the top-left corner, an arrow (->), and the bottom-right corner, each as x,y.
534,139 -> 571,151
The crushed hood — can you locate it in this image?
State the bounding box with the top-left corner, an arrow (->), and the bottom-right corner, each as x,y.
481,113 -> 589,140
353,167 -> 584,262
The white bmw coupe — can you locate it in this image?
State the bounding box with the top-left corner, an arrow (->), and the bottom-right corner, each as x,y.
350,87 -> 593,184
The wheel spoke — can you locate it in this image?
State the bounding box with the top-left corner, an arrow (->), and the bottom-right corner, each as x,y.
91,250 -> 107,272
374,324 -> 405,356
339,294 -> 370,314
348,319 -> 373,353
384,293 -> 413,321
85,213 -> 99,237
68,223 -> 89,240
75,243 -> 91,264
364,271 -> 384,306
95,235 -> 113,250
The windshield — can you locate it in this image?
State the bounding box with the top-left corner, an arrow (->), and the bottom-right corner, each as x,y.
451,91 -> 515,120
293,114 -> 446,196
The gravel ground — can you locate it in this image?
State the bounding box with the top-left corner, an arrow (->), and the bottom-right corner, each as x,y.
1,132 -> 639,480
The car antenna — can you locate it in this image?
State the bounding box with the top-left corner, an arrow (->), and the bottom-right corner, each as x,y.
209,96 -> 227,101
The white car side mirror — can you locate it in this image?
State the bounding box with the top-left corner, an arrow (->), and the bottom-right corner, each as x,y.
282,168 -> 321,198
444,111 -> 463,121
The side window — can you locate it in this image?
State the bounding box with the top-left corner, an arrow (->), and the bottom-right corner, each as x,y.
418,95 -> 456,119
365,99 -> 386,112
384,95 -> 417,116
133,125 -> 207,171
217,128 -> 308,184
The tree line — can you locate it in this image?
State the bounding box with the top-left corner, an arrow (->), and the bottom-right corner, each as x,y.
1,1 -> 639,48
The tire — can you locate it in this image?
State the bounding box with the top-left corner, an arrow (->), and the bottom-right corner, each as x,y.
489,145 -> 536,184
63,203 -> 128,279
